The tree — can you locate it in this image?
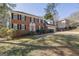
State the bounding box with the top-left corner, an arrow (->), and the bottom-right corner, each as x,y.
44,3 -> 58,25
0,3 -> 16,27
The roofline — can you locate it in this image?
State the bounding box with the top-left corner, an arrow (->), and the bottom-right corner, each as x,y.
11,10 -> 43,19
57,19 -> 69,23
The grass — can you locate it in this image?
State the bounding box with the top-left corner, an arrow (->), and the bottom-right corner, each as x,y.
0,34 -> 79,55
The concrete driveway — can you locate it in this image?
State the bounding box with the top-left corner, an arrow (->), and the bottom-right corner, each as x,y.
54,31 -> 79,35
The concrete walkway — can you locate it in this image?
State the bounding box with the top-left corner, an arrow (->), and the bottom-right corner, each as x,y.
0,38 -> 7,41
54,31 -> 79,35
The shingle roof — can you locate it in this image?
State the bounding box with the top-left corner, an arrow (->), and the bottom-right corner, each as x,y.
12,10 -> 43,19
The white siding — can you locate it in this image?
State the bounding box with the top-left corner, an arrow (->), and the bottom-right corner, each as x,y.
58,20 -> 66,28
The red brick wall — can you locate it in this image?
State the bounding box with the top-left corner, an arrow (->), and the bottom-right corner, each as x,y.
11,12 -> 47,36
25,16 -> 30,32
35,19 -> 39,30
11,20 -> 22,24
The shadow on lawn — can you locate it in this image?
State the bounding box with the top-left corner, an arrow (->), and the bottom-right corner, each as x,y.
0,41 -> 79,56
0,34 -> 79,55
54,35 -> 79,48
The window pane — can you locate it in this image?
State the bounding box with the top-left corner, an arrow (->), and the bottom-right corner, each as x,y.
20,15 -> 21,20
25,25 -> 26,30
30,17 -> 32,22
17,14 -> 19,20
21,24 -> 25,30
14,24 -> 17,30
19,24 -> 21,30
33,18 -> 35,23
13,15 -> 17,19
25,16 -> 26,21
17,24 -> 19,30
21,15 -> 26,21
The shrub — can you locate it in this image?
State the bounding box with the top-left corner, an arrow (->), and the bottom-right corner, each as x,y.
6,29 -> 16,40
0,27 -> 8,37
36,29 -> 45,34
27,31 -> 36,35
0,27 -> 16,40
47,29 -> 54,33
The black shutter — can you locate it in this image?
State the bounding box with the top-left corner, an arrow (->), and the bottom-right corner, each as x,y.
17,14 -> 19,20
12,24 -> 13,28
20,15 -> 21,20
17,24 -> 19,30
11,13 -> 13,19
19,24 -> 21,30
30,17 -> 32,22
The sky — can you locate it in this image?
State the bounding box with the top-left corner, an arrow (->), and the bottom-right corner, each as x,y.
14,3 -> 79,20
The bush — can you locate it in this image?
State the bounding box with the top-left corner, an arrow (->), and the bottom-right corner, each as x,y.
0,27 -> 16,40
47,29 -> 54,33
6,29 -> 16,40
27,31 -> 36,35
36,29 -> 45,34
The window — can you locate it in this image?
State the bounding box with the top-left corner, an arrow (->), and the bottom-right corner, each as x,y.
19,15 -> 22,20
21,24 -> 25,30
14,24 -> 17,30
25,16 -> 26,21
25,25 -> 26,30
19,24 -> 21,30
22,15 -> 25,21
17,14 -> 19,20
12,14 -> 17,20
30,17 -> 32,22
17,24 -> 19,30
33,18 -> 36,23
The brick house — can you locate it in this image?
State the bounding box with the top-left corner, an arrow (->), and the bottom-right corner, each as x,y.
6,11 -> 47,36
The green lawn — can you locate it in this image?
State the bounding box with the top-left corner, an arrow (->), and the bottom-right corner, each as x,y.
0,34 -> 79,56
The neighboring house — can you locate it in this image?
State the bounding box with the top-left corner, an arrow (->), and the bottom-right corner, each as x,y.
44,20 -> 56,32
46,24 -> 56,32
56,19 -> 69,31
